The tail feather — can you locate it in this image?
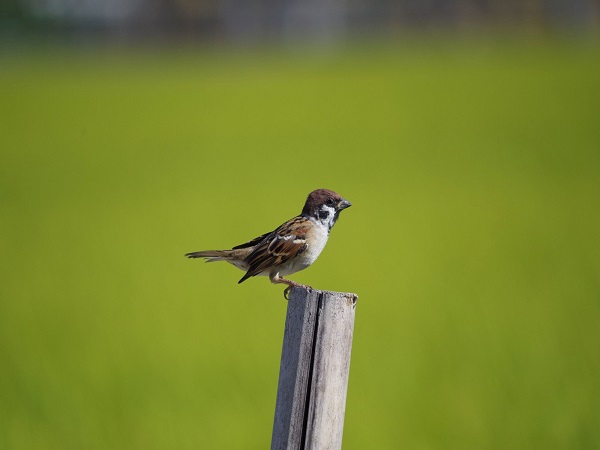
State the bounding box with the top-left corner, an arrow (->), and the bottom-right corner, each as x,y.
185,250 -> 232,262
185,248 -> 252,272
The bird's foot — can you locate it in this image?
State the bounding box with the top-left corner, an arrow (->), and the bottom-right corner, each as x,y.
282,282 -> 313,300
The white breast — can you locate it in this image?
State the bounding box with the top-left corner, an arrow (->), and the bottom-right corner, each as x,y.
279,219 -> 329,276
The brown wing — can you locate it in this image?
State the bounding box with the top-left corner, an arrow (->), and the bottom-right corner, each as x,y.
238,217 -> 309,283
231,231 -> 273,250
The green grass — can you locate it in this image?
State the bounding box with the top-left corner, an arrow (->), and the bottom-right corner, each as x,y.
1,37 -> 600,449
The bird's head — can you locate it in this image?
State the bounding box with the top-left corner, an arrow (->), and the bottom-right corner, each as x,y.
302,188 -> 351,231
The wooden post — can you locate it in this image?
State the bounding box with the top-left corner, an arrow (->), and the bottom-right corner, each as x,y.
271,286 -> 358,450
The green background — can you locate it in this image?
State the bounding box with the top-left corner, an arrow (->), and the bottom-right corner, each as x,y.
1,37 -> 599,449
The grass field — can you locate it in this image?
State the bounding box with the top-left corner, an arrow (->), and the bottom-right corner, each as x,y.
1,36 -> 600,449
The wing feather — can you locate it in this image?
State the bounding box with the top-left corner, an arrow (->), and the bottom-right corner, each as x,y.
232,231 -> 273,250
238,217 -> 310,283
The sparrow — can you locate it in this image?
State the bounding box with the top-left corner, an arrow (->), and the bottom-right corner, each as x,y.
185,189 -> 351,292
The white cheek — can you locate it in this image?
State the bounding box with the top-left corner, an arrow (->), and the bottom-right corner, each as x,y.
324,205 -> 336,215
320,205 -> 337,228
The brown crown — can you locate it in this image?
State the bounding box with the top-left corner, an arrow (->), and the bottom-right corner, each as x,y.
301,189 -> 342,215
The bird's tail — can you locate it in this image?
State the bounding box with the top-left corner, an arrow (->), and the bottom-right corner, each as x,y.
184,250 -> 235,262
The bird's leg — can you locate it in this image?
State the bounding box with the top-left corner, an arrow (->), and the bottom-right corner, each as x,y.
270,273 -> 311,300
283,286 -> 292,300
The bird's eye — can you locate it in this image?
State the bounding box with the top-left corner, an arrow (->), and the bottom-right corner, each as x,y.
326,198 -> 335,206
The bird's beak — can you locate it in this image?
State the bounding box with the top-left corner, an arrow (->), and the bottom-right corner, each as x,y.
338,198 -> 352,210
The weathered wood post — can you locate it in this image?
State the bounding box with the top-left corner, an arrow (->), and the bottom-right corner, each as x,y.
271,286 -> 358,450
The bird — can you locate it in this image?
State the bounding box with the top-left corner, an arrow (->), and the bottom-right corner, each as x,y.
185,189 -> 351,293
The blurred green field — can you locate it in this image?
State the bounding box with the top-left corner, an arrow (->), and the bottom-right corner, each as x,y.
1,37 -> 600,449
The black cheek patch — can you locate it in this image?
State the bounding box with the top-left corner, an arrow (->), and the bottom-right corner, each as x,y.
318,209 -> 330,220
